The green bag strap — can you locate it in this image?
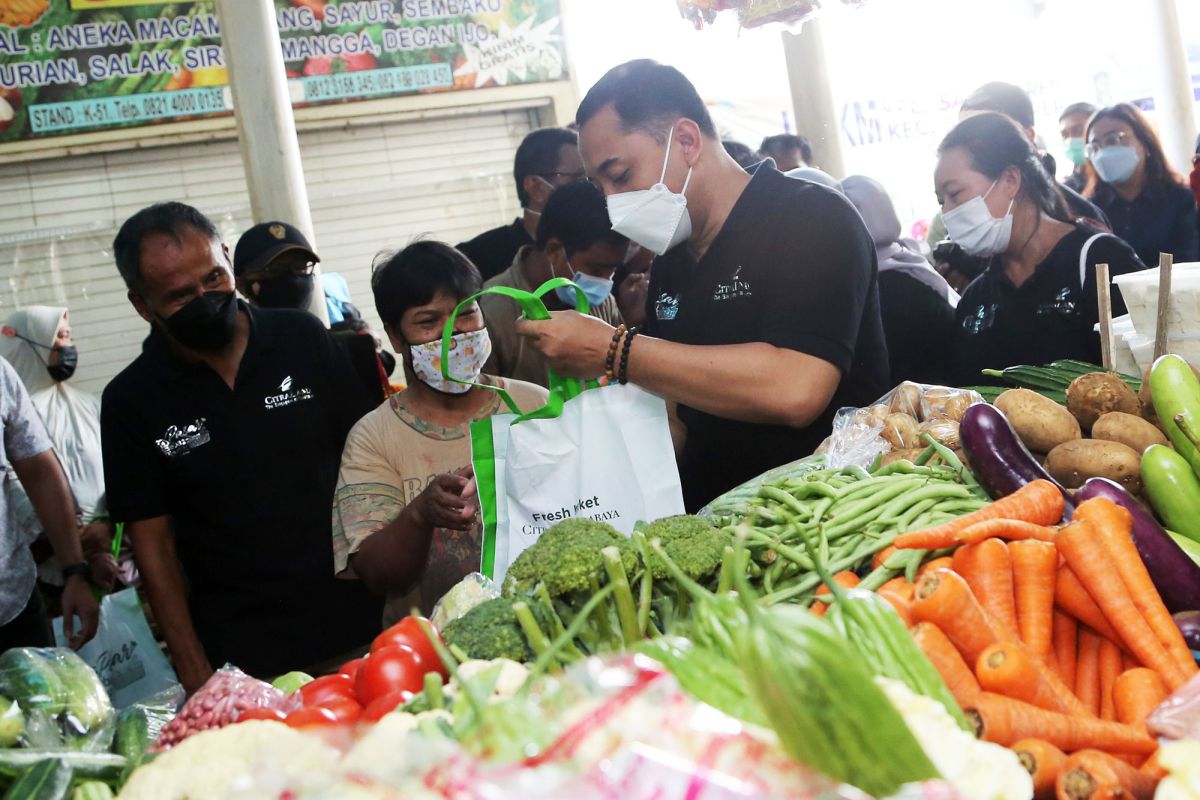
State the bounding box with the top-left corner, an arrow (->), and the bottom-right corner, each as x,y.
441,278 -> 589,423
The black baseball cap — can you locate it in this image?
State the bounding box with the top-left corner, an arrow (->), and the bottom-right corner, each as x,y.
233,221 -> 319,276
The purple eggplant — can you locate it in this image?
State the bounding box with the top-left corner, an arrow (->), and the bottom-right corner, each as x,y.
1176,611 -> 1200,652
960,403 -> 1073,514
1076,477 -> 1200,614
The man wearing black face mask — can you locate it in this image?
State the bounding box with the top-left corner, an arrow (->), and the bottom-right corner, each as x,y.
101,203 -> 381,692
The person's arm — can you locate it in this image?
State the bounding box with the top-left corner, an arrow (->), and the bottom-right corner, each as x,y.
11,450 -> 99,649
349,473 -> 473,596
128,516 -> 212,694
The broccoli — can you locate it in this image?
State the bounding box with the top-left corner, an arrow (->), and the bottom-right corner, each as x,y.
441,598 -> 534,663
502,518 -> 638,598
638,515 -> 731,581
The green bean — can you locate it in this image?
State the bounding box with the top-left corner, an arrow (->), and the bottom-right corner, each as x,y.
913,443 -> 938,466
762,536 -> 887,604
758,486 -> 814,518
904,548 -> 928,583
839,465 -> 873,481
858,564 -> 903,592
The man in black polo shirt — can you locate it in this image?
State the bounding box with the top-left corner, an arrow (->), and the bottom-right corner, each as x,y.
457,127 -> 585,281
101,203 -> 381,691
516,60 -> 890,510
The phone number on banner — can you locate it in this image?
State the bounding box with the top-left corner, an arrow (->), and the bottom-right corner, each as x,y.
30,88 -> 230,134
300,64 -> 453,103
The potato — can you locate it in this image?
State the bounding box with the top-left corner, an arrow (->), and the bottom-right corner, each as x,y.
880,413 -> 920,449
1045,439 -> 1141,493
922,387 -> 973,421
919,419 -> 960,449
1066,373 -> 1141,433
867,404 -> 891,424
889,382 -> 924,420
880,448 -> 925,466
994,388 -> 1081,453
1091,411 -> 1170,455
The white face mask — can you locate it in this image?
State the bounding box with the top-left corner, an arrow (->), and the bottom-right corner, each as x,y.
941,179 -> 1014,257
606,126 -> 694,256
408,328 -> 491,395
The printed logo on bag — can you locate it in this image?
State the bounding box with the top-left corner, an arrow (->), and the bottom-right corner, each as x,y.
95,640 -> 147,692
264,375 -> 314,409
1037,286 -> 1078,317
712,266 -> 752,301
155,418 -> 211,458
655,291 -> 679,321
523,495 -> 621,538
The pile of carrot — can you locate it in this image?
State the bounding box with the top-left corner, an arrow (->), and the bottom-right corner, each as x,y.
884,483 -> 1198,799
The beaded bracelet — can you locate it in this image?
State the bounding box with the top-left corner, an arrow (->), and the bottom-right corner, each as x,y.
618,327 -> 638,385
605,324 -> 627,383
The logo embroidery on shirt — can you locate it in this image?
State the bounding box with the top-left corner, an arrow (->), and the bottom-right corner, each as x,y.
155,418 -> 211,458
713,266 -> 752,301
1037,286 -> 1077,317
962,303 -> 1000,335
264,375 -> 314,409
655,292 -> 680,321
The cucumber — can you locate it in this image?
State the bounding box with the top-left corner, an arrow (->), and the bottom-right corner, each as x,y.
982,365 -> 1073,392
69,782 -> 113,800
1,758 -> 72,800
0,651 -> 66,715
51,653 -> 112,735
0,753 -> 123,785
112,706 -> 150,783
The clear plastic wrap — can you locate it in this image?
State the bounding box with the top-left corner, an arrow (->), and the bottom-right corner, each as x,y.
0,646 -> 116,751
153,665 -> 288,751
431,572 -> 499,632
1147,670 -> 1200,741
816,383 -> 983,470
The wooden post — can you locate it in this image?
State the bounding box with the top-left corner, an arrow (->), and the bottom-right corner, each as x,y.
1154,253 -> 1174,361
1095,263 -> 1113,371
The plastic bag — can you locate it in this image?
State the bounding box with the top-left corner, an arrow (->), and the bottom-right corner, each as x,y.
52,587 -> 179,709
0,646 -> 116,752
431,572 -> 499,632
698,454 -> 828,519
1147,670 -> 1200,740
817,383 -> 982,470
154,665 -> 288,751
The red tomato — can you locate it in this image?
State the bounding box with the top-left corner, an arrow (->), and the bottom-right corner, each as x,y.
355,645 -> 425,706
238,707 -> 286,723
338,657 -> 367,682
371,617 -> 444,677
318,695 -> 363,724
284,706 -> 339,728
361,690 -> 412,722
298,674 -> 356,707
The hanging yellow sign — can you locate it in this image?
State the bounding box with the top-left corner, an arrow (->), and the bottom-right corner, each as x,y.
68,0 -> 182,9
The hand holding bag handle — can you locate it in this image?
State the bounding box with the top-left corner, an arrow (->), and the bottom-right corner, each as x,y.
440,277 -> 593,423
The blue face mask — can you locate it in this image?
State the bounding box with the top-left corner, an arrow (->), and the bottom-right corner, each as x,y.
1090,145 -> 1140,185
553,258 -> 614,308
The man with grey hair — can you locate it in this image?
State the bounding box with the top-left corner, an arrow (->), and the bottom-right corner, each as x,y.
101,202 -> 380,691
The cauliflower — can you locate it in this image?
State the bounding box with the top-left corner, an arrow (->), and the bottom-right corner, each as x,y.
431,573 -> 496,631
876,678 -> 1032,800
117,721 -> 339,800
455,659 -> 530,699
340,710 -> 454,784
1156,739 -> 1200,800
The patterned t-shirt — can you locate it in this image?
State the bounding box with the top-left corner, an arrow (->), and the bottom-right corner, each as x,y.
332,377 -> 546,625
0,357 -> 55,625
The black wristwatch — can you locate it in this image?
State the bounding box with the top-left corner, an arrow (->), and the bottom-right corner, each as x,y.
61,562 -> 91,580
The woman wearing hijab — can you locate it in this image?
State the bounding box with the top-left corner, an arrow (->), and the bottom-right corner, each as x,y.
841,175 -> 959,385
0,306 -> 119,593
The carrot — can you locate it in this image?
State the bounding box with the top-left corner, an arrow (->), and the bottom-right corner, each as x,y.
872,545 -> 898,570
1076,497 -> 1199,679
1053,611 -> 1078,692
958,518 -> 1058,545
1056,566 -> 1122,644
1078,628 -> 1103,717
1099,639 -> 1123,721
1057,520 -> 1190,690
1011,738 -> 1067,800
952,539 -> 1019,637
810,571 -> 860,616
1139,749 -> 1166,780
916,556 -> 953,578
976,642 -> 1084,714
877,587 -> 913,626
894,479 -> 1065,550
967,693 -> 1157,755
1056,749 -> 1159,800
911,569 -> 1005,665
1113,668 -> 1167,734
911,621 -> 980,707
1010,540 -> 1057,661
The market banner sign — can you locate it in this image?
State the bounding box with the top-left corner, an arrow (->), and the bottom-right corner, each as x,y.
0,0 -> 565,142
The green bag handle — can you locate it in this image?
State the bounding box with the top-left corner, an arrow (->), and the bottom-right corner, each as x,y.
441,278 -> 591,423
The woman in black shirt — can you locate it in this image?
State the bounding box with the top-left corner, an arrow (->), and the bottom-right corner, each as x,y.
935,112 -> 1145,385
1084,103 -> 1199,266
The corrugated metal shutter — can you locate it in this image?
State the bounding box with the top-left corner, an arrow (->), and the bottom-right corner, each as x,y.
0,107 -> 536,394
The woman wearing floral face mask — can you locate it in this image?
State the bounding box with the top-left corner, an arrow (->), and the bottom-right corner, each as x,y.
331,241 -> 546,623
935,112 -> 1145,386
1084,103 -> 1199,267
